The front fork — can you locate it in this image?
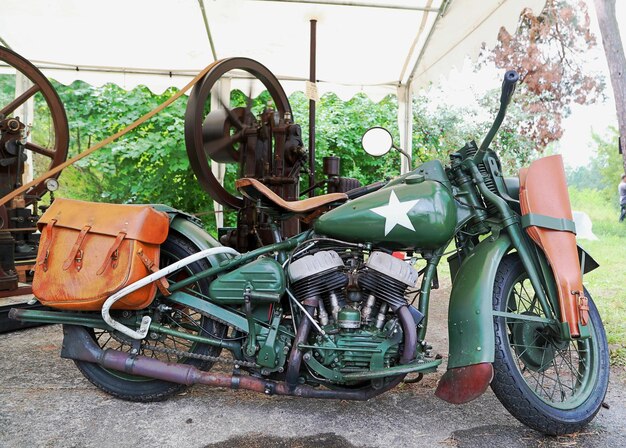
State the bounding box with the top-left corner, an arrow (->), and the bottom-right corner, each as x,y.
465,161 -> 559,328
416,249 -> 443,343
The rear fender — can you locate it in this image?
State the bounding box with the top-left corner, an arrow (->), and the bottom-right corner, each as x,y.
152,204 -> 231,267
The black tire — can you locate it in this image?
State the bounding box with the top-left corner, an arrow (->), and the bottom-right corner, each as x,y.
73,233 -> 226,402
491,254 -> 609,435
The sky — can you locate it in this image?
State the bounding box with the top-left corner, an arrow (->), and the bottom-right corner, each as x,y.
557,1 -> 624,168
428,0 -> 625,169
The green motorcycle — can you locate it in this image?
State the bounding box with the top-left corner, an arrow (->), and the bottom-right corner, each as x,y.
12,70 -> 608,436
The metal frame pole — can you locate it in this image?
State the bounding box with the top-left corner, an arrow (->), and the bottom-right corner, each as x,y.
308,19 -> 317,197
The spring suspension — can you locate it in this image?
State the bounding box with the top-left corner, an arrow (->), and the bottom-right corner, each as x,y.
463,143 -> 499,216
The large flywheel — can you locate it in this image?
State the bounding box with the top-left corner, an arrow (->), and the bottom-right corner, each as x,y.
0,46 -> 69,206
184,57 -> 298,211
0,46 -> 69,294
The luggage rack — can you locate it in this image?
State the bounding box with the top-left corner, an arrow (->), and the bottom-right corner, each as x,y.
0,286 -> 50,333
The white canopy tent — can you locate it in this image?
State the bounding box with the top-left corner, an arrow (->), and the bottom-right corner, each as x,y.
1,0 -> 545,222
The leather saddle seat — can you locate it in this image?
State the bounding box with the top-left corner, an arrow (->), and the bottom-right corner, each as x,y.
235,178 -> 348,215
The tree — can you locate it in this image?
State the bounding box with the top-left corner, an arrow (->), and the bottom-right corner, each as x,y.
593,0 -> 626,174
490,0 -> 603,150
51,81 -> 219,230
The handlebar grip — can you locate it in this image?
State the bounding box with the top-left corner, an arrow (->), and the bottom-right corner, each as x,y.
345,181 -> 387,199
500,70 -> 520,107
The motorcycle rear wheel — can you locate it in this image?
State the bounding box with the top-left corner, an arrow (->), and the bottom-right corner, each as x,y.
73,233 -> 226,402
490,254 -> 609,435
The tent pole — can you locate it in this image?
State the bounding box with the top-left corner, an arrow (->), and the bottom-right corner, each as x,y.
14,72 -> 35,186
0,37 -> 12,49
406,0 -> 453,86
197,0 -> 218,61
251,1 -> 439,13
397,84 -> 413,175
308,19 -> 317,197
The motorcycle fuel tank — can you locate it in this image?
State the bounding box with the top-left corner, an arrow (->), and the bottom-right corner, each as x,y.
315,176 -> 457,250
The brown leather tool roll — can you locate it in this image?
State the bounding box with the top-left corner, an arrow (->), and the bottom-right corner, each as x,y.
32,198 -> 170,311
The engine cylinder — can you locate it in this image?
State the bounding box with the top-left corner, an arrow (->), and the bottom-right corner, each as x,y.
289,251 -> 348,307
358,251 -> 418,311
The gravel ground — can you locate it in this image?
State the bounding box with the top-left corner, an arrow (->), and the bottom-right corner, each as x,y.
1,282 -> 624,448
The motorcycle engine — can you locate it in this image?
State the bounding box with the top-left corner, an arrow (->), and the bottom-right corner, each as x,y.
288,248 -> 420,382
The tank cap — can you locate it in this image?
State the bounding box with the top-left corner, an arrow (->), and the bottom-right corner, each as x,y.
405,174 -> 425,184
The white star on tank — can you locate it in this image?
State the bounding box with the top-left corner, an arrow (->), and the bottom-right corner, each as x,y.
370,190 -> 420,236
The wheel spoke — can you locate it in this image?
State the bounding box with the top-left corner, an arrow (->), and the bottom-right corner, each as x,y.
24,141 -> 56,158
218,98 -> 245,130
0,84 -> 40,116
554,345 -> 584,382
502,270 -> 596,406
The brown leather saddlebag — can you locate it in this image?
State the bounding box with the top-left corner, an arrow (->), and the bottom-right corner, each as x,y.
32,198 -> 169,311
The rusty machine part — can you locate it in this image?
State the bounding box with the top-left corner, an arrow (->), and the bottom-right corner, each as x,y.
0,46 -> 69,292
185,58 -> 307,252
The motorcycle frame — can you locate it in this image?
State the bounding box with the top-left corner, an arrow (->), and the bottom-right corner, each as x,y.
11,152 -> 598,376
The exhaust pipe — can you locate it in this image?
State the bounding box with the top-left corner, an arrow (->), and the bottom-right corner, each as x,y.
61,325 -> 404,400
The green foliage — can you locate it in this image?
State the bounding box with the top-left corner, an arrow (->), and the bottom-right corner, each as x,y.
290,92 -> 401,187
290,88 -> 536,189
569,187 -> 626,355
565,127 -> 623,204
0,74 -> 14,107
6,71 -> 579,224
566,165 -> 606,191
593,128 -> 624,198
49,81 -> 217,231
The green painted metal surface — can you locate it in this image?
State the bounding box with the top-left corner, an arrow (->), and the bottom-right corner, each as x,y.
152,204 -> 231,268
208,258 -> 285,304
342,358 -> 442,381
168,214 -> 231,268
521,213 -> 576,233
315,177 -> 457,250
384,160 -> 452,189
303,322 -> 401,381
503,176 -> 520,200
256,309 -> 287,370
10,308 -> 240,352
447,234 -> 512,369
168,291 -> 249,332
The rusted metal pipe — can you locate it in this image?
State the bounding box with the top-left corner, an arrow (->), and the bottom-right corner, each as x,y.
285,298 -> 317,388
61,325 -> 402,401
397,305 -> 418,364
308,19 -> 317,198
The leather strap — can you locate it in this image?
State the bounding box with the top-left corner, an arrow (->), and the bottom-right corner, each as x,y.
38,218 -> 57,272
575,291 -> 590,326
137,249 -> 171,297
96,232 -> 126,275
62,225 -> 91,271
521,213 -> 577,234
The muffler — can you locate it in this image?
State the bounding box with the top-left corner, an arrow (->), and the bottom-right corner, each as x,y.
61,325 -> 402,400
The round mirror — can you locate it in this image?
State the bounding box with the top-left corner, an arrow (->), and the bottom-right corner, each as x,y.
361,127 -> 393,157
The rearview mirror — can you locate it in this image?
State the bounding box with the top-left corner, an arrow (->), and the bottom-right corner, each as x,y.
361,127 -> 393,157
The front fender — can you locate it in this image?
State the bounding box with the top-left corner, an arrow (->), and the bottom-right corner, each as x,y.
447,233 -> 512,369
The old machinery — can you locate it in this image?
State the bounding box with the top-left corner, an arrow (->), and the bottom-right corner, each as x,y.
0,46 -> 69,292
185,57 -> 308,252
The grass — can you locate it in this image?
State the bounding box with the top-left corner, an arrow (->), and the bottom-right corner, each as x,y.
569,188 -> 626,365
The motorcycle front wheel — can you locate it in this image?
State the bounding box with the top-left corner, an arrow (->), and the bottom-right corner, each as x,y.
73,233 -> 226,402
490,254 -> 609,435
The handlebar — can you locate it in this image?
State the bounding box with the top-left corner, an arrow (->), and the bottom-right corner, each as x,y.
500,70 -> 520,108
477,70 -> 520,157
345,180 -> 387,199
